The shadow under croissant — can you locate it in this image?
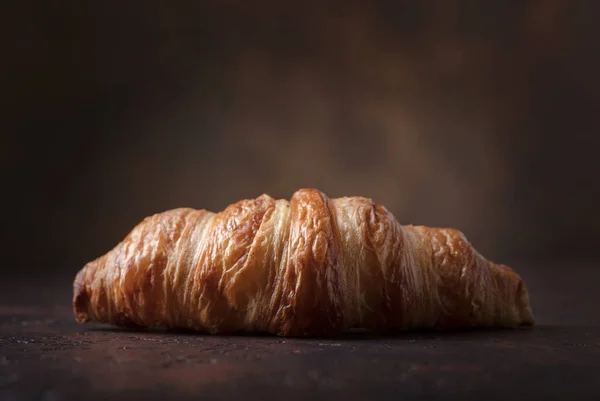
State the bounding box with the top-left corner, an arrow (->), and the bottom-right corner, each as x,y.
84,323 -> 535,341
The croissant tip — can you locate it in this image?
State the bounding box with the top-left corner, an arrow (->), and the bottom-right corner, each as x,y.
522,312 -> 536,327
516,276 -> 536,327
73,268 -> 90,323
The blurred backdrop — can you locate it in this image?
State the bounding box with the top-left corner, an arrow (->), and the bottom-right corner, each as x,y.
3,0 -> 600,282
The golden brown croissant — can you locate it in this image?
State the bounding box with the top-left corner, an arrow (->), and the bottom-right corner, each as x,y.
73,188 -> 534,336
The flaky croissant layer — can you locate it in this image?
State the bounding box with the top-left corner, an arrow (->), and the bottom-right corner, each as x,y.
73,188 -> 534,336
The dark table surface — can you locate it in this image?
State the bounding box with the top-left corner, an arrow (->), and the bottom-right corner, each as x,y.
1,261 -> 599,400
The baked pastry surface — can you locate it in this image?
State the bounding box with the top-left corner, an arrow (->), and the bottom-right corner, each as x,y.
74,188 -> 534,336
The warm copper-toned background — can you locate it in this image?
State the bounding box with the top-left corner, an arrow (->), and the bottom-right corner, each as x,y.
3,1 -> 599,280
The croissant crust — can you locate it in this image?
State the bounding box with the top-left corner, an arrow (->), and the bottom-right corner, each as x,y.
73,188 -> 534,336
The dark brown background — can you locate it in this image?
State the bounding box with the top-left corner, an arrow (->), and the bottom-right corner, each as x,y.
3,0 -> 600,282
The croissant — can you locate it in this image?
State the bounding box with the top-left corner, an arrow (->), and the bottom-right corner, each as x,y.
73,188 -> 534,336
